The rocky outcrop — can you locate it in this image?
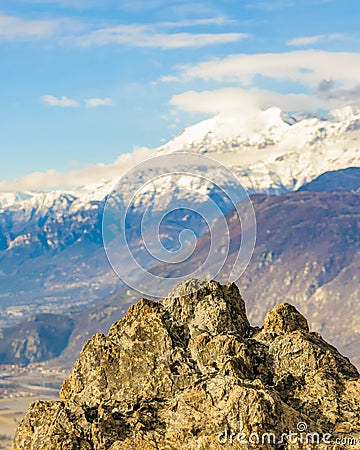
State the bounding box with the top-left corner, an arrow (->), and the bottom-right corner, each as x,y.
13,280 -> 360,449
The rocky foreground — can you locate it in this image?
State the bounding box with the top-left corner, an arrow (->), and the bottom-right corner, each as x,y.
13,280 -> 360,449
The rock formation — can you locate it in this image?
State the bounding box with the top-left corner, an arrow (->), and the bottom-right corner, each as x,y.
13,280 -> 360,449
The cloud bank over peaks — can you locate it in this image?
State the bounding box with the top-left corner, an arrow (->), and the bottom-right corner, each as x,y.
0,147 -> 153,192
170,87 -> 335,120
163,50 -> 360,112
164,51 -> 360,88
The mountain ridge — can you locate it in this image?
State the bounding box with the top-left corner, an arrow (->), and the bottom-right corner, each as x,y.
0,106 -> 359,293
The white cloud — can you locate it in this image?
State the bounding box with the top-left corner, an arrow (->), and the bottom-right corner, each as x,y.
170,87 -> 333,118
41,96 -> 114,108
0,14 -> 61,41
163,49 -> 360,113
317,80 -> 360,104
0,12 -> 246,49
287,35 -> 326,47
119,0 -> 223,16
24,0 -> 94,6
160,17 -> 235,27
41,95 -> 80,108
85,97 -> 113,108
247,0 -> 295,10
0,147 -> 153,191
287,33 -> 349,47
171,88 -> 260,115
0,14 -> 80,42
76,24 -> 249,49
164,50 -> 360,90
247,0 -> 333,10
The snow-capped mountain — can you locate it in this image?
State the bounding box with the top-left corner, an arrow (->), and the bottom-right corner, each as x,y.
0,104 -> 359,260
0,106 -> 359,328
0,191 -> 33,209
156,105 -> 360,192
1,105 -> 359,222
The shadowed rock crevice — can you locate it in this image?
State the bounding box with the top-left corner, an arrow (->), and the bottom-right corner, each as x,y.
13,280 -> 360,449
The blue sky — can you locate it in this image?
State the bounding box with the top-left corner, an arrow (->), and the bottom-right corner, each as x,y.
0,0 -> 359,190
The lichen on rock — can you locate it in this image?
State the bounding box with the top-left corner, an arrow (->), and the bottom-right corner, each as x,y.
13,280 -> 360,449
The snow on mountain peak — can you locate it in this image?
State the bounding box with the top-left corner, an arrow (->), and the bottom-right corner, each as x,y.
330,105 -> 360,122
154,105 -> 360,194
158,105 -> 360,156
0,105 -> 359,221
157,107 -> 291,155
0,192 -> 33,210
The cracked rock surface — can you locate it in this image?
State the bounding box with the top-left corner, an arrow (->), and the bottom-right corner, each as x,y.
13,280 -> 360,449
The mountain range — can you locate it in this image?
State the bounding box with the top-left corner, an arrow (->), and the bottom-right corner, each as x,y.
0,106 -> 359,368
51,176 -> 359,370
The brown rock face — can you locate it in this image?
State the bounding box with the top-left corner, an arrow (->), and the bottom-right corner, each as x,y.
13,280 -> 360,449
